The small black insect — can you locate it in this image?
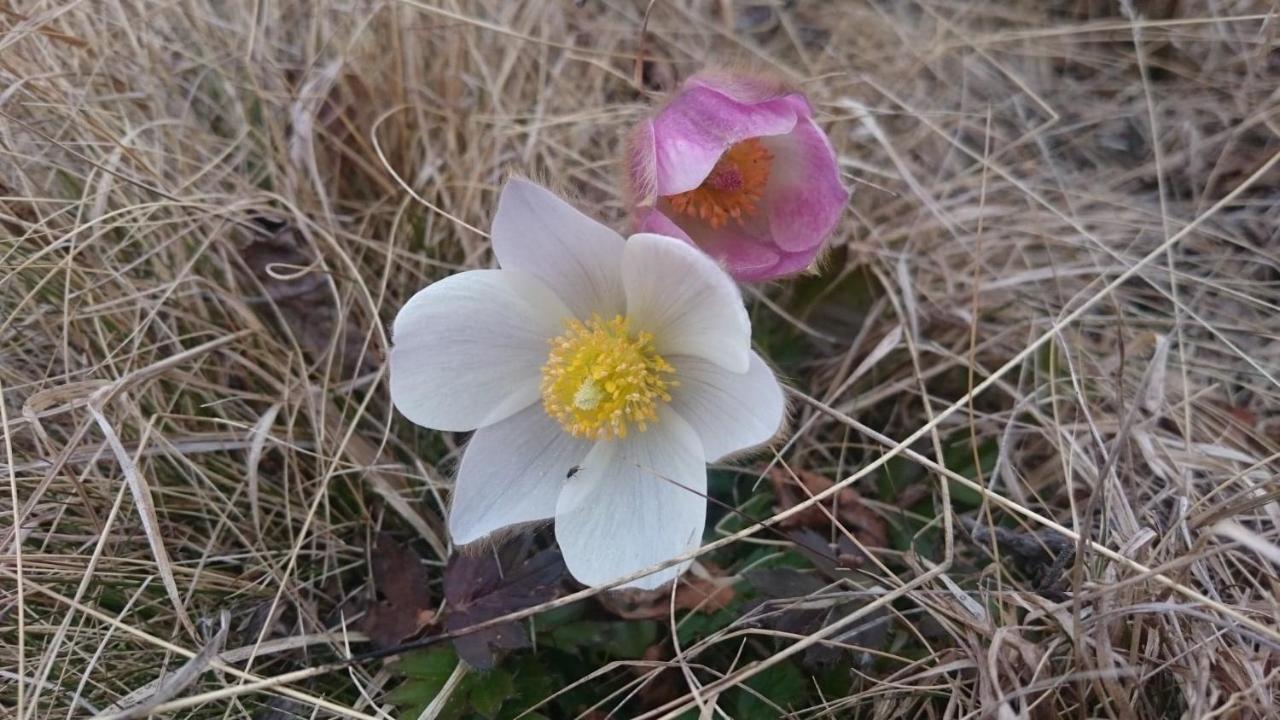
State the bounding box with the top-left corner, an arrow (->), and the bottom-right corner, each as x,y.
566,465 -> 582,479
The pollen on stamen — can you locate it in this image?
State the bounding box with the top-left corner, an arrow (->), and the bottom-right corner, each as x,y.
541,315 -> 677,441
573,380 -> 603,410
666,137 -> 773,229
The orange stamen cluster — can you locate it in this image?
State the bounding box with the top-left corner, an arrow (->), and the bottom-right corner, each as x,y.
541,315 -> 676,441
666,138 -> 773,229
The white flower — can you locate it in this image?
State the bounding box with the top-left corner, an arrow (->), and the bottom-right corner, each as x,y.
389,179 -> 786,589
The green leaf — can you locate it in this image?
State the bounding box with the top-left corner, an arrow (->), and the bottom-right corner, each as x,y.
498,655 -> 560,720
468,669 -> 515,719
941,437 -> 997,508
531,603 -> 585,631
545,622 -> 594,650
395,647 -> 459,681
876,455 -> 923,503
713,483 -> 775,534
546,620 -> 658,659
600,621 -> 658,658
387,647 -> 465,719
732,662 -> 810,720
675,607 -> 737,647
386,677 -> 443,708
398,702 -> 428,720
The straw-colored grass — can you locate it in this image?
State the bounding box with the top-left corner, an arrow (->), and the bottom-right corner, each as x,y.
3,1 -> 1280,718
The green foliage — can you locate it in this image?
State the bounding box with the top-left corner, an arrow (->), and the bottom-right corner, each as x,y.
877,455 -> 924,502
396,647 -> 458,682
390,619 -> 661,719
674,605 -> 740,648
469,671 -> 514,719
732,662 -> 810,720
388,647 -> 520,720
546,619 -> 658,659
941,436 -> 998,509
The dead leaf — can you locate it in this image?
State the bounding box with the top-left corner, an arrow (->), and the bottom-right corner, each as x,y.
597,562 -> 735,620
639,58 -> 676,93
1218,402 -> 1259,429
442,536 -> 565,670
786,528 -> 863,578
361,533 -> 436,649
768,467 -> 888,549
285,67 -> 372,151
240,219 -> 369,378
742,567 -> 887,668
744,567 -> 827,599
962,518 -> 1073,597
633,642 -> 685,708
895,483 -> 932,509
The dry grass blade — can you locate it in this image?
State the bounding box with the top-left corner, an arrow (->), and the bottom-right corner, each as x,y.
102,611 -> 230,720
0,570 -> 379,719
1213,521 -> 1280,570
3,1 -> 1280,718
86,399 -> 197,638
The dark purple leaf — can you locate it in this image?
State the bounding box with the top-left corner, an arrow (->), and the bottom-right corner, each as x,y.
442,537 -> 565,670
742,567 -> 889,668
785,528 -> 859,581
744,568 -> 827,599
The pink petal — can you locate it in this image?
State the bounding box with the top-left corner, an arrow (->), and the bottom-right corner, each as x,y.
635,205 -> 694,243
638,206 -> 781,280
685,71 -> 809,113
746,247 -> 827,282
761,116 -> 849,254
650,85 -> 799,196
627,72 -> 849,282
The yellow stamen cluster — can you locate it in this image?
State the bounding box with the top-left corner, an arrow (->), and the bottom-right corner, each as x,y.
541,315 -> 676,441
666,137 -> 774,229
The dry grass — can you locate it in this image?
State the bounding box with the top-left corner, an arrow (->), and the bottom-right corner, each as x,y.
4,0 -> 1280,718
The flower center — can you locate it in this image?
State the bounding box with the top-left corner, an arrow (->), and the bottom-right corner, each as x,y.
541,315 -> 676,441
666,138 -> 773,229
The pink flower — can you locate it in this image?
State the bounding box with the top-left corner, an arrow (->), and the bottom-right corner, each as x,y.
625,71 -> 849,282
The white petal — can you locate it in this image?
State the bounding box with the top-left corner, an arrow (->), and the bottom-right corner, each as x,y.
554,408 -> 706,590
491,178 -> 626,319
670,352 -> 786,462
449,404 -> 593,545
390,269 -> 570,432
623,233 -> 750,374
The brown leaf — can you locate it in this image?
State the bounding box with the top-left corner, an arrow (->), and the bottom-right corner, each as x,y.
597,562 -> 735,620
1219,403 -> 1259,429
283,66 -> 373,166
767,467 -> 888,549
316,73 -> 371,148
632,642 -> 686,708
786,528 -> 862,578
895,483 -> 932,509
361,533 -> 436,649
240,219 -> 370,378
